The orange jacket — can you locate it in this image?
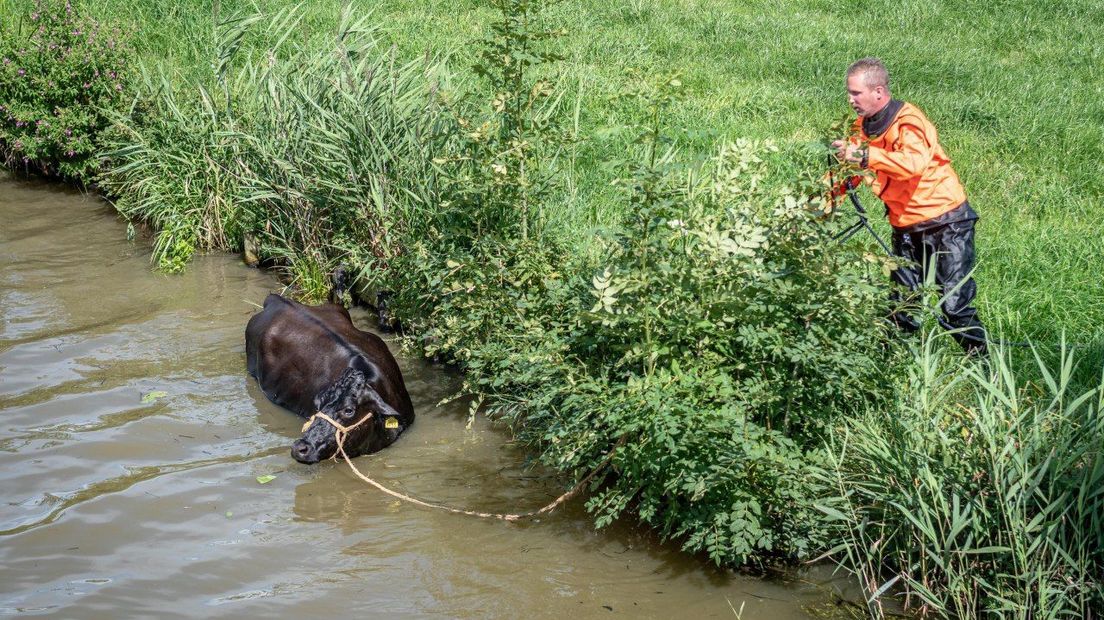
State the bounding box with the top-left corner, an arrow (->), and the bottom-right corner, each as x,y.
851,102 -> 968,229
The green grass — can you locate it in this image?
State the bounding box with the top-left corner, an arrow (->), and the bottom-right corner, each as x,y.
11,0 -> 1090,349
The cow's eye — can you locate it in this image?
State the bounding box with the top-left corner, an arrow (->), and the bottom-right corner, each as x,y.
342,406 -> 355,417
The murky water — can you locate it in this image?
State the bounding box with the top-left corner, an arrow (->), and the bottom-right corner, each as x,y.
0,173 -> 853,618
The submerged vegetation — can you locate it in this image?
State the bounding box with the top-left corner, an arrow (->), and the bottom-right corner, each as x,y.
2,0 -> 1102,615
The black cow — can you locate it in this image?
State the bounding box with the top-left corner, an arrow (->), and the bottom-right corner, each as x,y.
245,294 -> 414,464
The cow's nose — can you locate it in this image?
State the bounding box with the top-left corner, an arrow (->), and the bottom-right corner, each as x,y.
291,440 -> 318,464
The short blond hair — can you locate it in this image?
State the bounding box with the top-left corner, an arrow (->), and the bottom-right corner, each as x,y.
847,57 -> 890,91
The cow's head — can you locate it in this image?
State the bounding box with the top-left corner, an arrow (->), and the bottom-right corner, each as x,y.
291,367 -> 405,464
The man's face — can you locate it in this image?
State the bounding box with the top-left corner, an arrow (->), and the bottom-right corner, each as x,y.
846,73 -> 888,117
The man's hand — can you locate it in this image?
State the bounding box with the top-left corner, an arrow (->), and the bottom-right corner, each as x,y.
831,139 -> 866,165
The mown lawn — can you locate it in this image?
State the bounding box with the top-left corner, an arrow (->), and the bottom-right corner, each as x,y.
5,0 -> 1101,348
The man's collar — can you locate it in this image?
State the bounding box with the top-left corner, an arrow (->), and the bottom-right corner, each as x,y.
862,99 -> 904,138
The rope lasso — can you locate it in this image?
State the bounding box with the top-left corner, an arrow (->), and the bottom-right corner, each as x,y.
302,411 -> 621,522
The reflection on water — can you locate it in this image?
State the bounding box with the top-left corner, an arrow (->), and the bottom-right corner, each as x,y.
0,172 -> 852,618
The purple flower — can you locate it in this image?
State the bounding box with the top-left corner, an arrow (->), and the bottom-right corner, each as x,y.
114,83 -> 122,91
17,69 -> 25,76
66,150 -> 75,157
65,128 -> 72,136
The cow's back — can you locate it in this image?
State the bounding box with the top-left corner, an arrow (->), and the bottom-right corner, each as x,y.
245,294 -> 412,419
296,301 -> 414,419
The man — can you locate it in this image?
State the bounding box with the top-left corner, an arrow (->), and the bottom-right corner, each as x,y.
832,57 -> 987,355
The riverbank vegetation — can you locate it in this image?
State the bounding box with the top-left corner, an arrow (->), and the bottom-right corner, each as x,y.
2,0 -> 1101,615
0,0 -> 132,180
820,338 -> 1104,617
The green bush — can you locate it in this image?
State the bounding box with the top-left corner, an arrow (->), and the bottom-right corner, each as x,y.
380,4 -> 904,567
391,52 -> 905,566
385,0 -> 573,363
818,336 -> 1104,617
483,134 -> 904,566
0,0 -> 132,181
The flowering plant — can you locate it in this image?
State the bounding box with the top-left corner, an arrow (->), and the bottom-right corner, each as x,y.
0,0 -> 132,181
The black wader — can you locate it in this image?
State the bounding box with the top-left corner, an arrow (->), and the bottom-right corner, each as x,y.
888,202 -> 988,355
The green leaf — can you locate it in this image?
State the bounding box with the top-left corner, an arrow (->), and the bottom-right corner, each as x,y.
141,391 -> 168,404
256,474 -> 277,485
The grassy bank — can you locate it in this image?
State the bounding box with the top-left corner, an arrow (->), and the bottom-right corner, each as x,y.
3,0 -> 1102,615
14,0 -> 1100,348
7,0 -> 1102,346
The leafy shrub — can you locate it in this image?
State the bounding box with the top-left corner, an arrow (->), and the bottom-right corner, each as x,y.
484,132 -> 904,566
380,4 -> 903,567
428,0 -> 566,245
386,0 -> 573,363
586,138 -> 896,441
818,336 -> 1104,617
0,0 -> 132,181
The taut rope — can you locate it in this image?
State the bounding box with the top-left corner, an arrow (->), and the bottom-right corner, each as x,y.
302,411 -> 619,522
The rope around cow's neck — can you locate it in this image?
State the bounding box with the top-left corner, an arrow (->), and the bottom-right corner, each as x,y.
302,411 -> 619,522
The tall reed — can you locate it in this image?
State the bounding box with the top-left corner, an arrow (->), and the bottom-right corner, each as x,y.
100,6 -> 444,292
818,332 -> 1104,617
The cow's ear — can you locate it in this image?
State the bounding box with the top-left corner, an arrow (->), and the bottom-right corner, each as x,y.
351,358 -> 380,385
350,355 -> 374,376
354,382 -> 380,407
313,393 -> 325,411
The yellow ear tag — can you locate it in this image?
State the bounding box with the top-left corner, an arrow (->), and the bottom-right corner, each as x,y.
385,417 -> 399,429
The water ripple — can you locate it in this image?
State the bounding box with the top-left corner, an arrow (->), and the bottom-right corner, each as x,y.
0,446 -> 285,537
